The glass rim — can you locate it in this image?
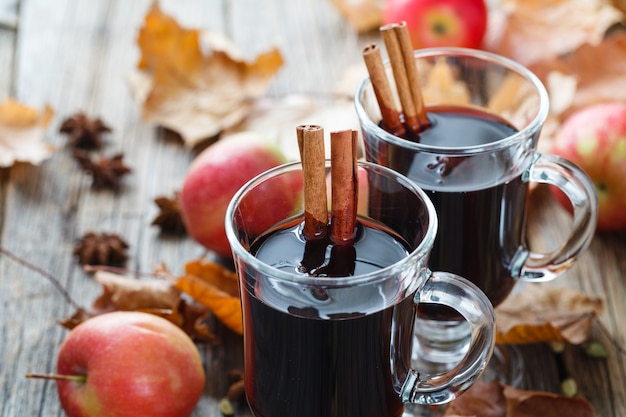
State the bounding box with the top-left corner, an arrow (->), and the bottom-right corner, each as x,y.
354,47 -> 550,156
224,160 -> 438,288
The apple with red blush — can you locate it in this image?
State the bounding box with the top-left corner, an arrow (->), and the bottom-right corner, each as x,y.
38,312 -> 205,417
382,0 -> 488,49
550,102 -> 626,231
180,132 -> 298,258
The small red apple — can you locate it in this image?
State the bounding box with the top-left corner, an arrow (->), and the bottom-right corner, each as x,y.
550,102 -> 626,231
54,312 -> 205,417
180,132 -> 291,258
382,0 -> 488,49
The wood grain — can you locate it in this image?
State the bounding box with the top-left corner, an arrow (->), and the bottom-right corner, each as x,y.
0,1 -> 624,416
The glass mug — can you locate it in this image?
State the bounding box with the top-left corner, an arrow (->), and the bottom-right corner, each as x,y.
225,160 -> 495,417
355,47 -> 598,380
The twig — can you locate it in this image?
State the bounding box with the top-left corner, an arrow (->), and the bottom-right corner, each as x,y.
0,246 -> 81,310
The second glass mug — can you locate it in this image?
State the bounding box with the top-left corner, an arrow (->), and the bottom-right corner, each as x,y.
225,160 -> 495,417
355,47 -> 598,381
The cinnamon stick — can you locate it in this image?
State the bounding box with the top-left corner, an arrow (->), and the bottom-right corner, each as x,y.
330,130 -> 358,245
362,44 -> 406,137
381,23 -> 421,134
297,125 -> 328,240
394,22 -> 429,127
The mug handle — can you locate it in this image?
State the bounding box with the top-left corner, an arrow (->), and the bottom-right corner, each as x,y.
514,153 -> 598,281
401,272 -> 495,405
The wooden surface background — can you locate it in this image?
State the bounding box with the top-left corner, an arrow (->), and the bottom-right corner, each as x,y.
0,1 -> 624,416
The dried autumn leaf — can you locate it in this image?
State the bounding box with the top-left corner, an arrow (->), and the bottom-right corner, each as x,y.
146,298 -> 220,344
175,259 -> 243,334
529,31 -> 626,122
225,94 -> 358,162
486,0 -> 622,66
130,2 -> 283,147
91,270 -> 180,312
495,284 -> 603,345
0,98 -> 55,167
329,0 -> 384,33
443,380 -> 595,417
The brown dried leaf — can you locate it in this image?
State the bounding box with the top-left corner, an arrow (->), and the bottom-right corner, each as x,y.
443,380 -> 595,417
0,99 -> 55,167
175,259 -> 243,334
504,384 -> 595,417
495,284 -> 603,345
529,31 -> 626,122
486,0 -> 623,66
131,2 -> 283,147
329,0 -> 384,33
91,270 -> 180,312
145,298 -> 220,344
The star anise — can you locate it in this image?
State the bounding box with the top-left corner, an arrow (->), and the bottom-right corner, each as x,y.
73,150 -> 131,190
59,112 -> 112,149
73,231 -> 129,267
151,193 -> 187,235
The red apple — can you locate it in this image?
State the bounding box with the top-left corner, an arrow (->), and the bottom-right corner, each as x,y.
383,0 -> 488,49
54,312 -> 205,417
180,132 -> 293,258
550,102 -> 626,231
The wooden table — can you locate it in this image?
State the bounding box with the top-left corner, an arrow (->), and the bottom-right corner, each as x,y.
0,1 -> 624,416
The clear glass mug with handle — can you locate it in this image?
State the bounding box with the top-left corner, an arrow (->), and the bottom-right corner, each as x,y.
355,47 -> 598,384
225,160 -> 496,417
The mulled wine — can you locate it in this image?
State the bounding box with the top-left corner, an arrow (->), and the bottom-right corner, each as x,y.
241,216 -> 413,417
370,105 -> 530,307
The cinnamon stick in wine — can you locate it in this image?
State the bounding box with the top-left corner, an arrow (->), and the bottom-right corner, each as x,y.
362,44 -> 406,137
381,24 -> 421,134
394,22 -> 429,128
297,125 -> 328,240
330,130 -> 358,245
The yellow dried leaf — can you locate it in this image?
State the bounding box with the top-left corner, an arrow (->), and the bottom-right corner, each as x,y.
0,99 -> 55,167
420,58 -> 470,106
175,259 -> 243,335
183,258 -> 239,297
495,284 -> 603,345
486,0 -> 622,66
131,2 -> 283,147
329,0 -> 384,33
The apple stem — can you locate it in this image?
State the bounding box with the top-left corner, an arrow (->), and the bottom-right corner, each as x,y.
26,373 -> 87,383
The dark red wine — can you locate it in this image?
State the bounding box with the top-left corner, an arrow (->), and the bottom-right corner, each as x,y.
241,216 -> 414,417
367,106 -> 530,308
